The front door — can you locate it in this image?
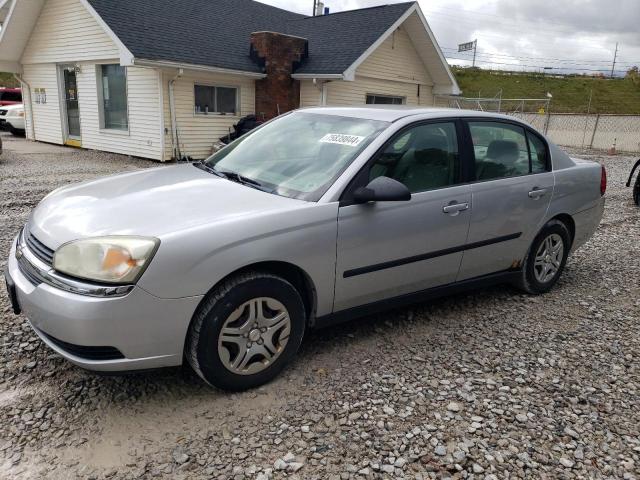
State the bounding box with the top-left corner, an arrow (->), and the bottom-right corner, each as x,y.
61,66 -> 81,146
334,121 -> 472,312
457,120 -> 555,281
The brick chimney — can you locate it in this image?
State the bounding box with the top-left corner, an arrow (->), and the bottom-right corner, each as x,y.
250,31 -> 308,120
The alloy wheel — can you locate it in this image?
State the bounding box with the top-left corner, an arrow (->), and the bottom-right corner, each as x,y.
534,233 -> 564,283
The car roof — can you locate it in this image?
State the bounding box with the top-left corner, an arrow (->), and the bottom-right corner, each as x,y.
299,106 -> 527,124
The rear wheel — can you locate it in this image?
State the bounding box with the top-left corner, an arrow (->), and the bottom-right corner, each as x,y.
186,272 -> 306,391
516,220 -> 571,294
634,175 -> 640,206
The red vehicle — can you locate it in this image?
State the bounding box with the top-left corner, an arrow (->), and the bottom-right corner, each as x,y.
0,87 -> 22,106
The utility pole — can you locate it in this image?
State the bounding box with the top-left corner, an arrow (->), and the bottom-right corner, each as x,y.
312,0 -> 317,16
611,42 -> 619,78
473,39 -> 478,68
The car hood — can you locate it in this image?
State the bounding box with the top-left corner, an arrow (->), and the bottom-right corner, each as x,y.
1,104 -> 23,112
28,164 -> 308,248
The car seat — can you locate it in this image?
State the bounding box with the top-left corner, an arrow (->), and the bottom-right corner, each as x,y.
393,133 -> 453,192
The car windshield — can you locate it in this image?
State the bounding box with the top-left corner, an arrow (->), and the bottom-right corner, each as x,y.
203,112 -> 389,200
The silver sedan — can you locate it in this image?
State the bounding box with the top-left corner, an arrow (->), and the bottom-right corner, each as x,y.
5,107 -> 606,390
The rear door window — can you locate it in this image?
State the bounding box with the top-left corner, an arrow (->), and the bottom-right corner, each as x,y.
468,121 -> 548,181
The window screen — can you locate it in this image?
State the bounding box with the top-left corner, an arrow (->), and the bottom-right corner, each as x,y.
366,94 -> 405,105
195,85 -> 238,115
99,65 -> 128,130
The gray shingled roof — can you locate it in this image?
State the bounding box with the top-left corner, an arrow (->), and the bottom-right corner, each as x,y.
87,0 -> 415,75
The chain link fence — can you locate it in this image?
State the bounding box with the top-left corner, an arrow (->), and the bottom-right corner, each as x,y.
434,95 -> 640,153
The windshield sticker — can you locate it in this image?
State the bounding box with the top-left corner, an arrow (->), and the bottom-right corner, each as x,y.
319,133 -> 366,147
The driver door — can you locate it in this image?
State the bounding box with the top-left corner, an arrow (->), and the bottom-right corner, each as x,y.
334,120 -> 472,312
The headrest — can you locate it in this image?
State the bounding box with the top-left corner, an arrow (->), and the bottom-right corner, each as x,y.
413,133 -> 448,151
415,148 -> 449,165
487,140 -> 519,161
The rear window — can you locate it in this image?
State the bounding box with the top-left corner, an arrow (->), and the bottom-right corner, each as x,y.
0,91 -> 22,102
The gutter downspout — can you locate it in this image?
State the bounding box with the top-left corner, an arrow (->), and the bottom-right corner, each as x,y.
168,68 -> 183,160
13,73 -> 35,140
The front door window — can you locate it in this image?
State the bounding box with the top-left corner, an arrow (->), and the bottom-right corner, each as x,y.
63,68 -> 80,138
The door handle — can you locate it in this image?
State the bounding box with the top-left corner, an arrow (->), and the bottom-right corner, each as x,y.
443,202 -> 470,215
528,188 -> 548,199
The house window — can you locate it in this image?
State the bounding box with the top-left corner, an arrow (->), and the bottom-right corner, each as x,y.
366,94 -> 405,105
98,65 -> 128,130
194,85 -> 238,115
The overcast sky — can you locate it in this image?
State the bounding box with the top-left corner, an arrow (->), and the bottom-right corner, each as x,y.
258,0 -> 640,76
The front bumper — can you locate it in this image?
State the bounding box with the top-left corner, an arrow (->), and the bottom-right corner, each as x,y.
7,236 -> 203,372
5,116 -> 25,130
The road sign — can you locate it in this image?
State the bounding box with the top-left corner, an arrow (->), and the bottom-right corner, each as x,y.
458,41 -> 475,52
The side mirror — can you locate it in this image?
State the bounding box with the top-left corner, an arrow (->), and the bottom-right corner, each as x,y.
353,176 -> 411,204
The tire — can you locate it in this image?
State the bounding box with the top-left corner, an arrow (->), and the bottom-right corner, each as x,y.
634,175 -> 640,207
9,127 -> 25,137
186,272 -> 306,391
515,219 -> 571,294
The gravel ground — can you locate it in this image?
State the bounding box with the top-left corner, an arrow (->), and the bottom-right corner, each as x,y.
1,133 -> 639,479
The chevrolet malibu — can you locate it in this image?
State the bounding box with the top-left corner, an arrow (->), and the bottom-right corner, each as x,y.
5,107 -> 606,390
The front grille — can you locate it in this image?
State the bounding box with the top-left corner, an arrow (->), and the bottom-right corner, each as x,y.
17,254 -> 44,286
25,233 -> 55,266
40,331 -> 125,361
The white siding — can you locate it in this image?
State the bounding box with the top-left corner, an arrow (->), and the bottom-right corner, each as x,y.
22,63 -> 63,144
21,0 -> 120,64
162,70 -> 256,160
307,25 -> 435,108
326,76 -> 432,107
300,80 -> 321,108
357,27 -> 432,86
76,65 -> 163,160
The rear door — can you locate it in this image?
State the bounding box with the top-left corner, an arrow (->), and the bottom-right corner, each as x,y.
334,120 -> 472,312
457,120 -> 554,281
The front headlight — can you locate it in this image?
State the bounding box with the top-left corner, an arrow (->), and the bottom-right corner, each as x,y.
53,236 -> 160,284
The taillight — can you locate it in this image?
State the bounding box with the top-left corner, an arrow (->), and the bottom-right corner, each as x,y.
600,165 -> 607,196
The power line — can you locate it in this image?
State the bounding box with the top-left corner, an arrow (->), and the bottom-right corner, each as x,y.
445,56 -> 630,73
441,47 -> 639,66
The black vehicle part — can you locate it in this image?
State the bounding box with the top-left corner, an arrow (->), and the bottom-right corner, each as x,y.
219,115 -> 263,144
627,158 -> 640,206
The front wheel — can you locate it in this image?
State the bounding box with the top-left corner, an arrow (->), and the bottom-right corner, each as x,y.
9,127 -> 25,137
516,220 -> 571,294
186,272 -> 306,391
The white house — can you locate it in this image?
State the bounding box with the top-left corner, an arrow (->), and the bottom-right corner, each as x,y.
0,0 -> 459,161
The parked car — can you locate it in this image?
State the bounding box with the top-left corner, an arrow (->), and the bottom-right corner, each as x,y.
628,159 -> 640,206
0,104 -> 26,136
4,107 -> 606,390
0,87 -> 22,107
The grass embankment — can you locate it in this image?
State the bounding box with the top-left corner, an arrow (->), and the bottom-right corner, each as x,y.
452,67 -> 640,114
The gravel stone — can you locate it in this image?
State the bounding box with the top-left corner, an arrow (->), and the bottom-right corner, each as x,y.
1,138 -> 639,479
